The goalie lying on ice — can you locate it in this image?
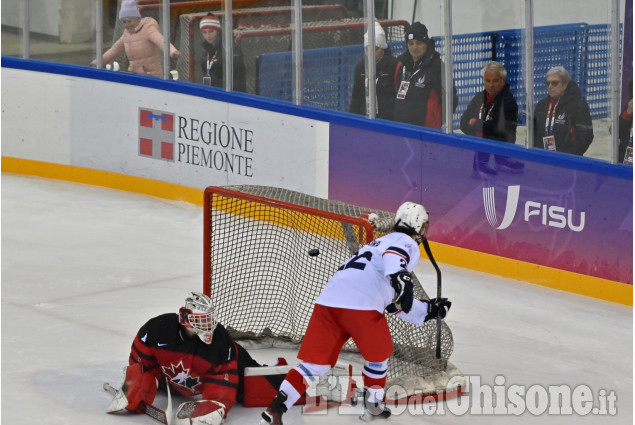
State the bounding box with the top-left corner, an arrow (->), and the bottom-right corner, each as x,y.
106,291 -> 353,425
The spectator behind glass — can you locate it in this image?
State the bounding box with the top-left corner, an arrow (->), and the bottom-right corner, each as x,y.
533,66 -> 594,155
199,14 -> 247,92
460,61 -> 523,176
91,0 -> 180,78
393,22 -> 458,129
349,22 -> 399,120
618,78 -> 633,164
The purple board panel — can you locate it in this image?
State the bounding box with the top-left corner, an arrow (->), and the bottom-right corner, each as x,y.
329,123 -> 633,284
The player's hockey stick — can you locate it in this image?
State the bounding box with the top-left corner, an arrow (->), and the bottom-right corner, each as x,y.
421,236 -> 443,359
103,380 -> 172,425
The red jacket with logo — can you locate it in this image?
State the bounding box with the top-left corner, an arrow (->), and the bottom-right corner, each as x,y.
129,313 -> 259,413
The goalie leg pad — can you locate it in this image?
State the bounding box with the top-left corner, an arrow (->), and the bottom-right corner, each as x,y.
123,363 -> 159,413
243,364 -> 293,407
175,400 -> 225,425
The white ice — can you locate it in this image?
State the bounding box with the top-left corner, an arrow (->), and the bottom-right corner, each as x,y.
1,173 -> 632,425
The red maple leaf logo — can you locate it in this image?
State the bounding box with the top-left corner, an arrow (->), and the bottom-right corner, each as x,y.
161,360 -> 201,391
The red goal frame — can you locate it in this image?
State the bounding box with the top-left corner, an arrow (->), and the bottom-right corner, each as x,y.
203,186 -> 375,297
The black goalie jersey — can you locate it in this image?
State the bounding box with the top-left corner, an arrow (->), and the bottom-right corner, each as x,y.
129,313 -> 259,413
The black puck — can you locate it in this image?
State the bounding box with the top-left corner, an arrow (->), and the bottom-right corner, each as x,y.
308,248 -> 320,257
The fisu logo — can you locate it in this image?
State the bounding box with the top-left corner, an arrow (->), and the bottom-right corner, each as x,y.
483,185 -> 586,232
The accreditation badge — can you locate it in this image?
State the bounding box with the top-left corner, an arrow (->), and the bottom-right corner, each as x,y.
396,81 -> 410,99
203,76 -> 211,86
626,129 -> 633,165
624,146 -> 633,165
543,135 -> 556,151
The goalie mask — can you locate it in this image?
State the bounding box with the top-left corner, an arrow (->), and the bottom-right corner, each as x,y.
179,292 -> 218,344
395,202 -> 429,242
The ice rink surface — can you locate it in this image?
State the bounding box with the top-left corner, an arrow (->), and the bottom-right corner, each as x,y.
1,173 -> 632,425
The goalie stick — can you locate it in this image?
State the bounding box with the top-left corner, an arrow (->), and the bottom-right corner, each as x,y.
103,381 -> 172,425
421,236 -> 443,359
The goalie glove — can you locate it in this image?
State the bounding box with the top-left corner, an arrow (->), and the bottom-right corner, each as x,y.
389,271 -> 414,313
175,400 -> 226,425
423,297 -> 452,322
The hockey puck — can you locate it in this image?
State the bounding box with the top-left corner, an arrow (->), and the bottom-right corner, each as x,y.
308,248 -> 320,257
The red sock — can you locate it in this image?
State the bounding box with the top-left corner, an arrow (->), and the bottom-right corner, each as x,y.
363,375 -> 386,391
286,368 -> 308,393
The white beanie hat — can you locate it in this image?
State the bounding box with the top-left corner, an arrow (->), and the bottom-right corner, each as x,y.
364,22 -> 388,49
200,15 -> 222,31
119,0 -> 141,19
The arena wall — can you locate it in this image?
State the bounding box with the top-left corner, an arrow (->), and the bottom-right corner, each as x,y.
2,57 -> 632,305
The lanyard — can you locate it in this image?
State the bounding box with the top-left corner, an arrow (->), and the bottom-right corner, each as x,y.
544,99 -> 559,136
206,51 -> 218,76
402,64 -> 421,83
478,100 -> 495,121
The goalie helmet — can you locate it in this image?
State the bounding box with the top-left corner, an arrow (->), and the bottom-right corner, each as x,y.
179,291 -> 218,344
394,202 -> 429,240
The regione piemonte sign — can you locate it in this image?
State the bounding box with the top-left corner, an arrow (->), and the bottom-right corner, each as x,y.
138,108 -> 175,161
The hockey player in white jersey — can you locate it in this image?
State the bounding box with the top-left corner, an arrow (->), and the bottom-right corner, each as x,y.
258,202 -> 451,424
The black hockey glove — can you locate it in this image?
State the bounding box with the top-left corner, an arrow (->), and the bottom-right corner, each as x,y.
423,297 -> 452,322
390,271 -> 414,313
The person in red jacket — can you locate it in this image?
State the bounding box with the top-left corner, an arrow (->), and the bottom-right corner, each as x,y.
106,291 -> 273,425
393,22 -> 457,129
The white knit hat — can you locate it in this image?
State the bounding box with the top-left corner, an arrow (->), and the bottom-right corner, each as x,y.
119,0 -> 141,19
200,15 -> 221,31
364,22 -> 388,49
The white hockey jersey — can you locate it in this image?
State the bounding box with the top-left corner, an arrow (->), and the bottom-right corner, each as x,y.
315,232 -> 420,313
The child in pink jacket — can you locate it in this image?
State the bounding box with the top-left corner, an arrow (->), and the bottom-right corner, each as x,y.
92,0 -> 179,78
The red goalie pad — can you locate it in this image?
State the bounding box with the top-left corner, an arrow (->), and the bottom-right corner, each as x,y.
123,363 -> 158,413
243,365 -> 298,407
243,363 -> 356,409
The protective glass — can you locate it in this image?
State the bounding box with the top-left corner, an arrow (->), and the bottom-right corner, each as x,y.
544,80 -> 563,87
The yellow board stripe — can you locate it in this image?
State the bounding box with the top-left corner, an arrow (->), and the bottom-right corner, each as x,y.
1,156 -> 203,205
3,156 -> 631,306
422,241 -> 632,306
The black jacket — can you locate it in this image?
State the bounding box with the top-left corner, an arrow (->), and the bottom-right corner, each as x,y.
392,48 -> 458,129
460,84 -> 518,143
533,81 -> 594,155
618,103 -> 632,163
200,37 -> 247,93
129,313 -> 260,412
349,50 -> 399,120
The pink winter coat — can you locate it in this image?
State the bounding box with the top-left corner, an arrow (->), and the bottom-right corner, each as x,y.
101,17 -> 179,78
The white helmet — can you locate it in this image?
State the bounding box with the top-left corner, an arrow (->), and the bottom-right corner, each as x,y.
179,292 -> 218,344
394,202 -> 429,239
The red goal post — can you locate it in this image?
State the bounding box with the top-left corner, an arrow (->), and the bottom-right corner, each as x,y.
203,185 -> 375,298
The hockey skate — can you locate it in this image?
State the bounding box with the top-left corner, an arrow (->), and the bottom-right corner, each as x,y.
259,391 -> 288,425
495,156 -> 525,174
472,159 -> 498,178
358,389 -> 391,422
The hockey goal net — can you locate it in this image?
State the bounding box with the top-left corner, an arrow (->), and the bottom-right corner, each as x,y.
204,185 -> 464,401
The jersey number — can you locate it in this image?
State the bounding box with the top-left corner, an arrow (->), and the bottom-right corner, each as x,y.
338,251 -> 373,271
